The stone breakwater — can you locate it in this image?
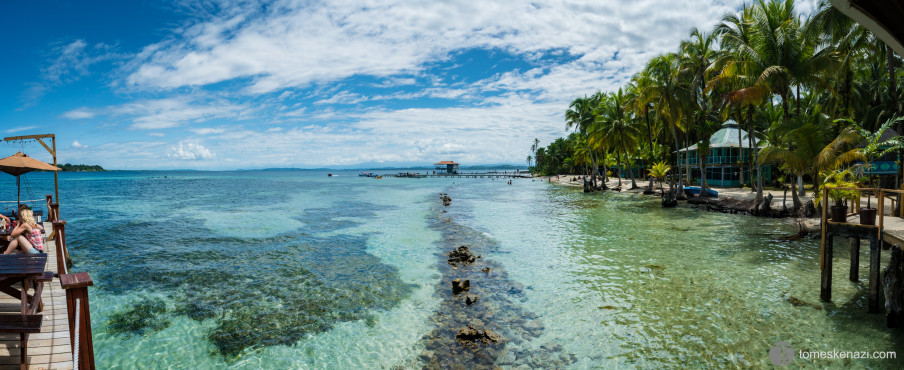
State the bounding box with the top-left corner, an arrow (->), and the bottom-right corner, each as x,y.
410,191 -> 577,369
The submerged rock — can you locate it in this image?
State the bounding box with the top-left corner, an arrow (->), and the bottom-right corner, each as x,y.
448,246 -> 481,267
452,279 -> 470,294
440,193 -> 453,206
456,324 -> 501,345
787,296 -> 823,310
465,294 -> 479,305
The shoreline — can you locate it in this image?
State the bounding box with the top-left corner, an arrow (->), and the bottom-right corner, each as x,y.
540,174 -> 824,234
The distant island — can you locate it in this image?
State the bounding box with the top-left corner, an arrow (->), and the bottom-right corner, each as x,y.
59,163 -> 106,172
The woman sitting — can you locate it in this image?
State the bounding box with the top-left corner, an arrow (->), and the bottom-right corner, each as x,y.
3,208 -> 44,254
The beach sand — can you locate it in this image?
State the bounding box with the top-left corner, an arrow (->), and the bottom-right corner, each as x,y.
539,174 -> 904,234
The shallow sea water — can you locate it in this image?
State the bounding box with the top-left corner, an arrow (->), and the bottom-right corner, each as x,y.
2,171 -> 902,368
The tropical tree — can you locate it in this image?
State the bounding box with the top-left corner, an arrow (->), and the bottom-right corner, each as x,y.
759,123 -> 863,210
648,162 -> 671,192
638,53 -> 692,193
595,89 -> 641,188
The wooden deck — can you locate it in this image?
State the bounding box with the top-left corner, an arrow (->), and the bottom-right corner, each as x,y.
0,223 -> 73,370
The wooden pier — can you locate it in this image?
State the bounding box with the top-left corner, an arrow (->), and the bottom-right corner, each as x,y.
0,222 -> 71,369
0,198 -> 95,369
820,187 -> 904,314
423,173 -> 532,179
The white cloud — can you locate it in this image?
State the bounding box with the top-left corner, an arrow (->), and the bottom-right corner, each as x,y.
61,108 -> 96,119
122,0 -> 754,95
57,0 -> 829,169
5,126 -> 38,134
168,140 -> 216,160
21,39 -> 120,108
72,140 -> 86,148
314,91 -> 368,105
191,127 -> 226,134
69,96 -> 252,130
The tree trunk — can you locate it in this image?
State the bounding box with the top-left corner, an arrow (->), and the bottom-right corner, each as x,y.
684,135 -> 691,185
590,149 -> 599,188
670,122 -> 684,192
645,106 -> 655,161
791,173 -> 803,211
781,91 -> 790,119
751,104 -> 763,205
700,151 -> 708,196
616,149 -> 623,188
888,44 -> 903,193
737,107 -> 744,188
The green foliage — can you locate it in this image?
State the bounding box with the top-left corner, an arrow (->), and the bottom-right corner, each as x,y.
648,161 -> 671,180
815,168 -> 860,207
529,0 -> 904,195
59,163 -> 106,171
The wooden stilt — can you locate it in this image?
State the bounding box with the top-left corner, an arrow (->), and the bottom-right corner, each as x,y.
850,237 -> 860,282
822,235 -> 834,301
869,237 -> 882,313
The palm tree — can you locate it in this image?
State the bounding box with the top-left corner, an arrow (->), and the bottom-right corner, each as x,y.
759,123 -> 862,210
595,89 -> 641,189
648,161 -> 671,192
638,53 -> 692,193
680,27 -> 717,184
566,95 -> 604,186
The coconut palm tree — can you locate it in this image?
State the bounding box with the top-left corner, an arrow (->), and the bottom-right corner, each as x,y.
595,89 -> 641,189
759,122 -> 863,210
637,53 -> 692,193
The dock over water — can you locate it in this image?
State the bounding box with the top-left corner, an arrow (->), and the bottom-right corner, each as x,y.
820,187 -> 904,319
424,173 -> 532,179
0,222 -> 73,369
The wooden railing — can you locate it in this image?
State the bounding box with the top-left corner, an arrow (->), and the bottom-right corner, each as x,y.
50,220 -> 96,369
819,186 -> 904,265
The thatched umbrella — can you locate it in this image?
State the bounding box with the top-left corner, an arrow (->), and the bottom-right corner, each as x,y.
0,152 -> 60,206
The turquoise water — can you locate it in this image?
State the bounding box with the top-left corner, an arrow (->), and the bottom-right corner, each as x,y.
3,171 -> 903,368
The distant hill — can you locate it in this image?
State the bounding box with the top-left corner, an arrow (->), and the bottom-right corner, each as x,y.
59,163 -> 106,172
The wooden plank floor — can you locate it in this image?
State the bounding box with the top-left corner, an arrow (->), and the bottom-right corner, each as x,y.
0,223 -> 73,370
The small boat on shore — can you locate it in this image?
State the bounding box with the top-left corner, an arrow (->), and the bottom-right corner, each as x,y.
684,186 -> 718,197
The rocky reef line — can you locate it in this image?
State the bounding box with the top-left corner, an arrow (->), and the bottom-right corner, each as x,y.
411,191 -> 575,369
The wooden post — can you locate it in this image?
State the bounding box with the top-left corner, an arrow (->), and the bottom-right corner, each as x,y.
850,237 -> 860,282
45,195 -> 53,221
52,221 -> 68,275
820,188 -> 829,269
869,237 -> 882,313
821,234 -> 833,301
879,190 -> 885,240
61,272 -> 95,370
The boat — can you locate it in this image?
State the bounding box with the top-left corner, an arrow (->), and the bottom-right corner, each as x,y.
683,186 -> 718,197
359,172 -> 377,177
328,173 -> 333,177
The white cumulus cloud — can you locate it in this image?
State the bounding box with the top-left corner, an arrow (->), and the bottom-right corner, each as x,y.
168,140 -> 216,160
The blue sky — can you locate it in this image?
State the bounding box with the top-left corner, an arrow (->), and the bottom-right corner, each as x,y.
0,0 -> 819,170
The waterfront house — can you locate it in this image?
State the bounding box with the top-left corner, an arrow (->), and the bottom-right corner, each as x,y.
434,161 -> 460,174
677,119 -> 772,187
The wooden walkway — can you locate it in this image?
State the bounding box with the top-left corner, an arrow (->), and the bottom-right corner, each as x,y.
0,222 -> 73,369
424,173 -> 532,179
